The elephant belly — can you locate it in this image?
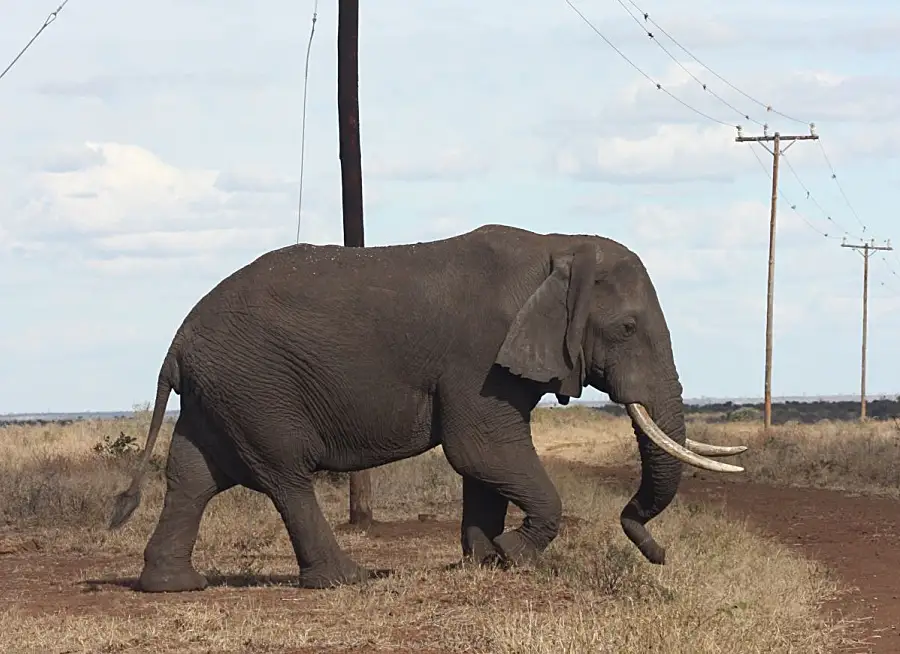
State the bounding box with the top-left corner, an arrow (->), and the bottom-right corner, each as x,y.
315,388 -> 440,472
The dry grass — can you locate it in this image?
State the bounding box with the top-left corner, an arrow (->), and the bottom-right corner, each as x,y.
684,418 -> 900,497
0,407 -> 866,653
533,406 -> 900,497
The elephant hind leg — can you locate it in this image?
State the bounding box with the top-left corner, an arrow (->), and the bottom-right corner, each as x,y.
267,480 -> 373,589
237,421 -> 374,589
138,416 -> 236,593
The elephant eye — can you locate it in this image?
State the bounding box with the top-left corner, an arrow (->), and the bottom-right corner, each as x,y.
622,318 -> 637,338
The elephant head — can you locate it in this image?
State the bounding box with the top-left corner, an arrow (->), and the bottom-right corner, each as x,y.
495,237 -> 746,564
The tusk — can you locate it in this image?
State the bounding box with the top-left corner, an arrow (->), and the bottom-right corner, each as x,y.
626,404 -> 745,473
684,439 -> 748,457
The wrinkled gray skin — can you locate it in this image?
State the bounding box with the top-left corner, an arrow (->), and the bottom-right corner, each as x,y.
110,224 -> 692,592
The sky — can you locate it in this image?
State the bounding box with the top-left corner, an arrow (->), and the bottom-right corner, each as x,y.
2,0 -> 900,413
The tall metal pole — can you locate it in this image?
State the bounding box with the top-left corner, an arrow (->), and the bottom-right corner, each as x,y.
337,0 -> 372,527
735,128 -> 819,429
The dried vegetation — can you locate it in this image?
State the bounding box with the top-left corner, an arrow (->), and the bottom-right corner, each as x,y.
0,405 -> 874,653
532,406 -> 900,498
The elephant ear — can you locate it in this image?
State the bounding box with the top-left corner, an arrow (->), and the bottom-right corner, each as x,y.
495,244 -> 597,397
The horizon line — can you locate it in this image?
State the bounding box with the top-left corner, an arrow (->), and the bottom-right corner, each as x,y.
2,392 -> 898,420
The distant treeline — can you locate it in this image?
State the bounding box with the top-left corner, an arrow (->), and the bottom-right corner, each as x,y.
0,418 -> 81,428
3,398 -> 899,428
596,398 -> 900,424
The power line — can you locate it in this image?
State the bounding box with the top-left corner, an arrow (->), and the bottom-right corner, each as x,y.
745,141 -> 838,241
296,0 -> 319,244
815,140 -> 870,235
759,132 -> 878,246
568,0 -> 898,273
780,152 -> 863,241
563,0 -> 737,128
886,248 -> 900,285
613,0 -> 764,129
623,0 -> 811,127
572,0 -> 900,405
0,0 -> 71,83
618,2 -> 893,250
877,254 -> 900,292
569,0 -> 883,240
610,2 -> 887,239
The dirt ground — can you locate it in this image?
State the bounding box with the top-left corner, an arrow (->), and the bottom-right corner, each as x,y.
601,463 -> 900,654
1,461 -> 897,653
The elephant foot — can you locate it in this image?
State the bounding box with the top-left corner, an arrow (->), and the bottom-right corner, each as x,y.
452,554 -> 503,571
461,528 -> 503,568
473,551 -> 503,568
137,564 -> 208,593
450,550 -> 503,571
298,560 -> 389,589
492,531 -> 542,567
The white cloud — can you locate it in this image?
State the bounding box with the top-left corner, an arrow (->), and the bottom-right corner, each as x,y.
213,170 -> 297,195
366,144 -> 489,181
82,253 -> 212,276
629,199 -> 796,250
547,55 -> 900,149
1,318 -> 144,356
36,71 -> 272,99
3,142 -> 314,272
555,123 -> 751,183
547,60 -> 900,193
15,142 -> 221,234
94,227 -> 281,256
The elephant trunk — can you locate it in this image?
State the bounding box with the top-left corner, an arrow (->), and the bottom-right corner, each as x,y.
619,379 -> 687,565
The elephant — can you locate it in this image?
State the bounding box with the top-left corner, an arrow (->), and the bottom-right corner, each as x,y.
108,223 -> 747,592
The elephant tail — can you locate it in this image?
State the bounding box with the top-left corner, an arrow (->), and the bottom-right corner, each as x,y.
108,350 -> 179,529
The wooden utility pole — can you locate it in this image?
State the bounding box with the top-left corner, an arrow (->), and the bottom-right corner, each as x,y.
841,238 -> 894,421
735,128 -> 819,429
337,0 -> 372,527
337,0 -> 365,249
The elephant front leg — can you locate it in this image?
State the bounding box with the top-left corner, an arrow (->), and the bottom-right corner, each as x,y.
486,448 -> 562,567
460,476 -> 508,566
443,422 -> 562,568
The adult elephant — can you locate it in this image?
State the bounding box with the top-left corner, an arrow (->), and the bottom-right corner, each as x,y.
109,224 -> 747,592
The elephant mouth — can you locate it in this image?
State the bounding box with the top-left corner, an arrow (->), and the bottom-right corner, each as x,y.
625,403 -> 747,473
